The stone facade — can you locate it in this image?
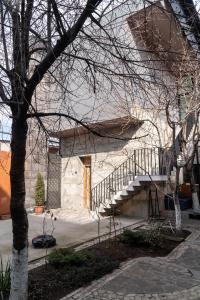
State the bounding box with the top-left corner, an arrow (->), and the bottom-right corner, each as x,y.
59,117 -> 171,215
120,183 -> 166,218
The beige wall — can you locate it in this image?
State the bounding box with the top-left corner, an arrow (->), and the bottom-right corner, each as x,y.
131,106 -> 173,148
60,120 -> 171,210
61,129 -> 136,210
120,183 -> 166,218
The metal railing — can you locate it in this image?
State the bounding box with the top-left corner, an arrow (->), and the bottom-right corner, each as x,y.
91,147 -> 172,211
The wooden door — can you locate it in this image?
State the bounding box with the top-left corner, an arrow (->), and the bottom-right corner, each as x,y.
0,151 -> 11,217
81,156 -> 91,209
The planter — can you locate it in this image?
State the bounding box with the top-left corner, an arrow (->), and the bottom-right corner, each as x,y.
160,234 -> 184,242
34,206 -> 44,214
29,228 -> 190,300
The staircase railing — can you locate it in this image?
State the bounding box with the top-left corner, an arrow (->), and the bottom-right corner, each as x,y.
91,147 -> 171,211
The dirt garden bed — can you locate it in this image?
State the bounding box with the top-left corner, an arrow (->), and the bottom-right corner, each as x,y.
28,227 -> 190,300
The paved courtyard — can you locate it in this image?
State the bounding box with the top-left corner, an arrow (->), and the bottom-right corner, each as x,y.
61,219 -> 200,300
2,211 -> 200,300
0,209 -> 142,265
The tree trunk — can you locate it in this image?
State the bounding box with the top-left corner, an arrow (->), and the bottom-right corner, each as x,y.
174,198 -> 182,231
191,171 -> 200,211
174,167 -> 182,231
9,118 -> 28,300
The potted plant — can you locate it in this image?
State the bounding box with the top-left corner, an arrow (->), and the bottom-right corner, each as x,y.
34,173 -> 45,214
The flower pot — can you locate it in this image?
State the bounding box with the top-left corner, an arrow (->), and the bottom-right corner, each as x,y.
34,206 -> 44,214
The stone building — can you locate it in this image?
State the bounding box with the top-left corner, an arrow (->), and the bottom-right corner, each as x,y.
22,0 -> 200,209
49,0 -> 200,217
51,115 -> 170,218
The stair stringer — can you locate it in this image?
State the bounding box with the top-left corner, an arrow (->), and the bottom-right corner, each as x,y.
96,175 -> 168,217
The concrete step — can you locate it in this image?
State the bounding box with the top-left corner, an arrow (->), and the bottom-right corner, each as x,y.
114,194 -> 130,201
129,180 -> 142,186
126,187 -> 135,192
135,175 -> 168,182
117,189 -> 129,197
98,199 -> 118,212
97,174 -> 168,216
101,206 -> 121,216
98,203 -> 108,213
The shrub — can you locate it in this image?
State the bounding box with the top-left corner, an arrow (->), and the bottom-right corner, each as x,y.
35,173 -> 45,206
0,256 -> 11,300
145,226 -> 164,247
48,248 -> 91,268
119,229 -> 149,246
119,229 -> 163,247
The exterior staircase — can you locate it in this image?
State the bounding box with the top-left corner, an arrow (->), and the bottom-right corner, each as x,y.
91,147 -> 172,216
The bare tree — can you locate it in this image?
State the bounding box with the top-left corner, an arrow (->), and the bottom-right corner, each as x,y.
0,0 -> 131,298
126,0 -> 200,230
162,66 -> 200,230
0,0 -> 199,298
0,0 -> 161,298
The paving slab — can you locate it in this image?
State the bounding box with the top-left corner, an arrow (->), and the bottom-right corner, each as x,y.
61,218 -> 200,300
0,212 -> 142,265
101,258 -> 200,295
174,247 -> 200,276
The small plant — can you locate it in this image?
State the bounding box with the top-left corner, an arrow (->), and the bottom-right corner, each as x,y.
145,228 -> 163,247
119,229 -> 164,247
35,173 -> 45,206
48,248 -> 91,268
119,229 -> 149,246
0,256 -> 11,300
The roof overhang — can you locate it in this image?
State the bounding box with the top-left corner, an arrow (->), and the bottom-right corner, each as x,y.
50,116 -> 142,139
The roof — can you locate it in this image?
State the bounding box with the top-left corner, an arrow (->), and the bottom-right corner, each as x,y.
50,116 -> 142,139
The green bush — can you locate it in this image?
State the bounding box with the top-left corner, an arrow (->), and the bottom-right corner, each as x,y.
145,226 -> 164,247
35,173 -> 45,206
48,248 -> 91,268
119,229 -> 163,247
0,256 -> 11,300
119,229 -> 149,246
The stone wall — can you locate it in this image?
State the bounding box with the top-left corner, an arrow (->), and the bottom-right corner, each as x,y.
25,128 -> 48,208
120,183 -> 166,218
60,120 -> 171,211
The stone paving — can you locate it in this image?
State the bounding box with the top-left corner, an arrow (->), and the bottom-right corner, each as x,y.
61,219 -> 200,300
0,211 -> 143,266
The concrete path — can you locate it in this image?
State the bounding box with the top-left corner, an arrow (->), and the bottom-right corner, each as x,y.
0,211 -> 142,265
62,219 -> 200,300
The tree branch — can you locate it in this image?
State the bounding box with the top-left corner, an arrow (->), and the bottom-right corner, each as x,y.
25,0 -> 102,107
23,0 -> 34,68
26,112 -> 148,141
0,0 -> 10,71
50,0 -> 66,37
0,79 -> 9,103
